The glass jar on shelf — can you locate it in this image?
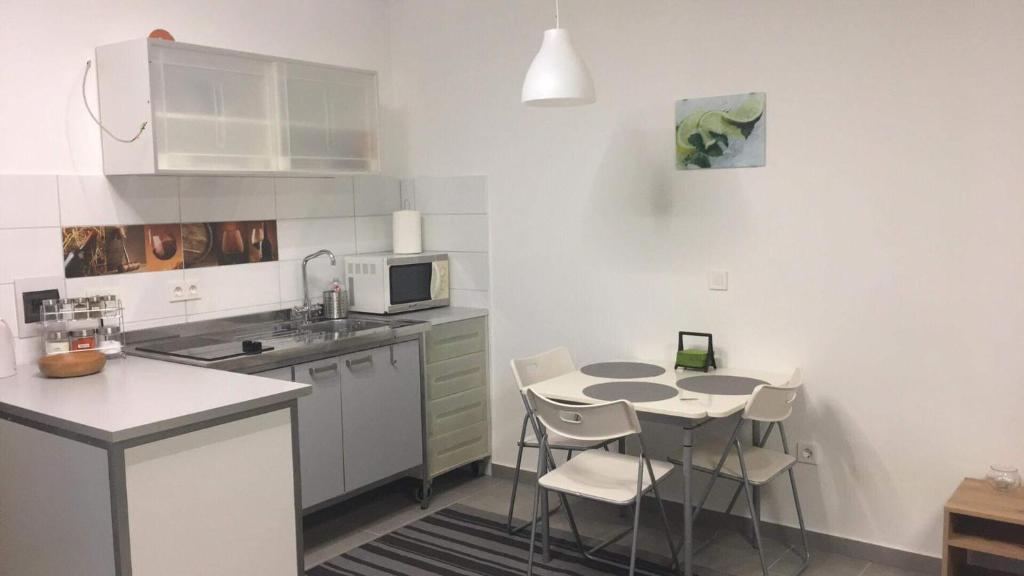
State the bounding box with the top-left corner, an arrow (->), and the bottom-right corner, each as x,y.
986,465 -> 1022,492
96,325 -> 122,356
69,329 -> 97,352
87,296 -> 103,319
44,331 -> 70,355
100,294 -> 120,318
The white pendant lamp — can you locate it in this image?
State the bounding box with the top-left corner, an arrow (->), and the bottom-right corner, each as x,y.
521,0 -> 595,106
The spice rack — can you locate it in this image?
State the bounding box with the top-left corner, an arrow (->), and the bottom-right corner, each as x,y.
39,295 -> 125,358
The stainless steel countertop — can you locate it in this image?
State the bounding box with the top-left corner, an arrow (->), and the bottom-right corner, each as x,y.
126,309 -> 431,374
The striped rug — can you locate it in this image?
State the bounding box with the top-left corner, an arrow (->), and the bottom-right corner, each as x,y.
308,504 -> 700,576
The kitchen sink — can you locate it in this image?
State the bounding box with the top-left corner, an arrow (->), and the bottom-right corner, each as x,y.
127,309 -> 428,373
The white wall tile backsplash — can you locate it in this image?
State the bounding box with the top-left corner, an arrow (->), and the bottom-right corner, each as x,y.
179,177 -> 276,222
58,175 -> 180,225
354,216 -> 392,254
275,177 -> 354,219
354,175 -> 402,215
184,263 -> 281,316
0,175 -> 59,228
277,217 -> 357,261
0,173 -> 487,364
421,214 -> 489,252
408,175 -> 487,214
402,176 -> 490,309
0,227 -> 64,284
448,252 -> 489,291
278,258 -> 344,304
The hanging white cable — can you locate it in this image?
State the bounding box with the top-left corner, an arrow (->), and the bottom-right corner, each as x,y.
81,60 -> 147,143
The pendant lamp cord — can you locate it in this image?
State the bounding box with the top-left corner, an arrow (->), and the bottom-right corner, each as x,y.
82,60 -> 148,143
555,0 -> 560,28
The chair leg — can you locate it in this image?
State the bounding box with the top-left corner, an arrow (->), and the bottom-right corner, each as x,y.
647,458 -> 682,574
724,483 -> 743,515
555,491 -> 588,555
628,494 -> 643,576
789,468 -> 812,568
736,441 -> 770,576
526,471 -> 541,576
507,414 -> 530,534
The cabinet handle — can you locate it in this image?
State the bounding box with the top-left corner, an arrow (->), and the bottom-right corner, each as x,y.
308,363 -> 339,380
345,355 -> 373,370
389,345 -> 397,367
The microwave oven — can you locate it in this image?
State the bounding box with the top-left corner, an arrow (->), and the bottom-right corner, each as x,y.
345,252 -> 450,314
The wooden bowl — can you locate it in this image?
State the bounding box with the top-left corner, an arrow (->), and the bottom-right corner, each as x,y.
38,351 -> 106,378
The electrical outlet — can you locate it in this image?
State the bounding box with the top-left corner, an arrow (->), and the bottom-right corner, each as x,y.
186,281 -> 201,300
168,281 -> 187,303
797,441 -> 820,465
708,269 -> 729,291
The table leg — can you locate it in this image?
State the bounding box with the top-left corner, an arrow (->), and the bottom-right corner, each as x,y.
682,427 -> 694,576
541,447 -> 551,562
751,421 -> 762,546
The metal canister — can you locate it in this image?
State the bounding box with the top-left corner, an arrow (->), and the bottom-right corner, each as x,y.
322,289 -> 348,320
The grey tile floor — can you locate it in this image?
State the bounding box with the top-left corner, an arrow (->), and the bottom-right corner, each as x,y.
303,472 -> 933,576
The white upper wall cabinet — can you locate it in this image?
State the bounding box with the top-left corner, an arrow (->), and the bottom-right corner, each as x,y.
95,39 -> 379,176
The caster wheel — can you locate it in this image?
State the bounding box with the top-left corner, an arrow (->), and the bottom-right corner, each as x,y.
415,484 -> 433,509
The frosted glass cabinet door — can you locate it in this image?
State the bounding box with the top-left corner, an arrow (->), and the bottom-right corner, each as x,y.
150,44 -> 279,172
280,62 -> 379,173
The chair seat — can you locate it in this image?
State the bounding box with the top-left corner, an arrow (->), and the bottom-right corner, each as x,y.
538,450 -> 675,505
522,429 -> 603,450
674,440 -> 796,486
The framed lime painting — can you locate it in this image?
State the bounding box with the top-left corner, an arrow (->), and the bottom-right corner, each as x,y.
675,92 -> 765,170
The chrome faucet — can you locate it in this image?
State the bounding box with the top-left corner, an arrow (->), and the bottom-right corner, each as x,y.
293,249 -> 337,324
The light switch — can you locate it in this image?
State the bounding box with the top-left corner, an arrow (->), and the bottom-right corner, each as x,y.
708,270 -> 729,291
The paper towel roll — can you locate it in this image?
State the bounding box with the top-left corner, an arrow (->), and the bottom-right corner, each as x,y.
393,210 -> 423,254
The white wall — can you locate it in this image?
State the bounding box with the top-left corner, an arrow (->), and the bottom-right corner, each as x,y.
387,0 -> 1024,558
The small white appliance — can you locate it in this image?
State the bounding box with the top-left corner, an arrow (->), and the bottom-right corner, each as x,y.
345,252 -> 449,314
0,318 -> 16,378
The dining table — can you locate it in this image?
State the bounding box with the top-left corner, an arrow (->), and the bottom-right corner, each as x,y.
527,362 -> 793,576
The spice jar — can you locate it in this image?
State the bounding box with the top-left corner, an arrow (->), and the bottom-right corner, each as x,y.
96,326 -> 122,355
58,299 -> 75,322
100,295 -> 120,318
44,331 -> 70,355
72,298 -> 90,321
87,296 -> 103,319
69,329 -> 97,351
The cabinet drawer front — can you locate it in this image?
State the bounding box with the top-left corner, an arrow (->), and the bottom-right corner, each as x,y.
427,387 -> 488,438
428,422 -> 489,477
427,351 -> 486,400
427,318 -> 486,363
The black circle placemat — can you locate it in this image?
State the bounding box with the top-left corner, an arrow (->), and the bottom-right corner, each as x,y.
580,362 -> 666,379
677,375 -> 767,396
582,381 -> 679,403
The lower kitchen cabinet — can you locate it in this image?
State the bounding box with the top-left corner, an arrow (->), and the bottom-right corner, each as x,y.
340,340 -> 422,492
424,317 -> 491,479
292,360 -> 345,509
258,339 -> 424,510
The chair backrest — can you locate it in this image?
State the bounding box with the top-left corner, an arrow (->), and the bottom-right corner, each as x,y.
510,347 -> 575,390
526,388 -> 641,443
743,368 -> 802,422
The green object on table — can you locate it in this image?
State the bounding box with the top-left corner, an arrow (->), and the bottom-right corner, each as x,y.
676,348 -> 708,369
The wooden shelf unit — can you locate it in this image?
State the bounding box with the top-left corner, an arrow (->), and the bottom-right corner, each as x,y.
944,478 -> 1024,576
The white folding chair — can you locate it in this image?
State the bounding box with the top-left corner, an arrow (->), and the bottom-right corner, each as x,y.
508,347 -> 613,535
670,369 -> 810,576
525,388 -> 680,576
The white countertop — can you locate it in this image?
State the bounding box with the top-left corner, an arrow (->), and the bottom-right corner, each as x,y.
0,356 -> 310,444
391,306 -> 488,326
